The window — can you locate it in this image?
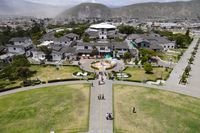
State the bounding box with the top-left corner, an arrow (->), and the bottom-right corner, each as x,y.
84,46 -> 88,49
100,47 -> 105,50
13,47 -> 16,50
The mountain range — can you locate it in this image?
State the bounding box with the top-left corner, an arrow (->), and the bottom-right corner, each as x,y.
58,0 -> 200,19
0,0 -> 66,18
1,0 -> 200,19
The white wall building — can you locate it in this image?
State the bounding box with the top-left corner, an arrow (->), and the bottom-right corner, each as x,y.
10,37 -> 32,46
88,23 -> 117,39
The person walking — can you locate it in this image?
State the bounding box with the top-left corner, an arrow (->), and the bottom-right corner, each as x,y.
132,107 -> 136,113
108,113 -> 112,120
106,113 -> 109,120
102,94 -> 105,100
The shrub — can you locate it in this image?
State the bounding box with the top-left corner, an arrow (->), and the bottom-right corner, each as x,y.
144,63 -> 153,74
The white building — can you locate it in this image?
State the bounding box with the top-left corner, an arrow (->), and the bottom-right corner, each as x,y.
9,37 -> 32,46
30,48 -> 46,61
6,45 -> 26,55
88,23 -> 117,39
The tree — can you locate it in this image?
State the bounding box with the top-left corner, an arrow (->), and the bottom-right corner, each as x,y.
83,33 -> 90,42
12,55 -> 30,67
0,55 -> 31,80
134,58 -> 139,65
144,63 -> 153,74
17,67 -> 32,82
118,25 -> 135,35
185,29 -> 190,36
54,31 -> 65,38
39,46 -> 52,61
141,55 -> 149,65
175,36 -> 184,48
123,52 -> 132,62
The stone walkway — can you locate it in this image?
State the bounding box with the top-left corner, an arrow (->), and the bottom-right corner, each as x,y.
88,74 -> 113,133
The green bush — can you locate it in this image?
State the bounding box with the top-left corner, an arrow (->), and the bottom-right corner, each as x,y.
144,63 -> 153,74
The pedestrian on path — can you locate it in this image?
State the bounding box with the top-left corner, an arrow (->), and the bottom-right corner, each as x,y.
98,94 -> 101,100
108,113 -> 112,120
132,107 -> 136,113
106,113 -> 109,120
102,94 -> 105,100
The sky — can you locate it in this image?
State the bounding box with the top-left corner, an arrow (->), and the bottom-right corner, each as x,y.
26,0 -> 191,6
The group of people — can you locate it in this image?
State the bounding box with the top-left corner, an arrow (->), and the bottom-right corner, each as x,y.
98,71 -> 107,85
98,94 -> 105,100
106,113 -> 113,120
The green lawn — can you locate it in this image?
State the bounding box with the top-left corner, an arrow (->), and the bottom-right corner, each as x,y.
0,84 -> 90,133
158,52 -> 179,63
157,49 -> 185,63
114,85 -> 200,133
30,65 -> 85,82
0,65 -> 94,91
123,67 -> 171,82
0,79 -> 21,90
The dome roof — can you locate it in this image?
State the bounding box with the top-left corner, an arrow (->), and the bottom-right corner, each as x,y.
90,23 -> 116,29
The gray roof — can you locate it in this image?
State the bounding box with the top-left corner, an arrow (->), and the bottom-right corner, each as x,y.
40,32 -> 55,41
9,37 -> 30,42
86,31 -> 99,38
60,46 -> 76,54
76,49 -> 93,54
127,34 -> 141,40
52,50 -> 62,55
49,45 -> 62,51
77,42 -> 129,49
113,42 -> 129,49
65,33 -> 79,39
30,47 -> 44,54
53,36 -> 71,42
6,44 -> 25,49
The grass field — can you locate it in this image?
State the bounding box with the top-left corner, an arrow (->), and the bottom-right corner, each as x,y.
114,85 -> 200,133
30,65 -> 84,82
0,84 -> 90,133
123,67 -> 171,82
158,52 -> 179,63
0,65 -> 93,91
157,49 -> 185,63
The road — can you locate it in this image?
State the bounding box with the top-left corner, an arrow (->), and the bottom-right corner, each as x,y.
187,39 -> 200,89
166,37 -> 199,86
